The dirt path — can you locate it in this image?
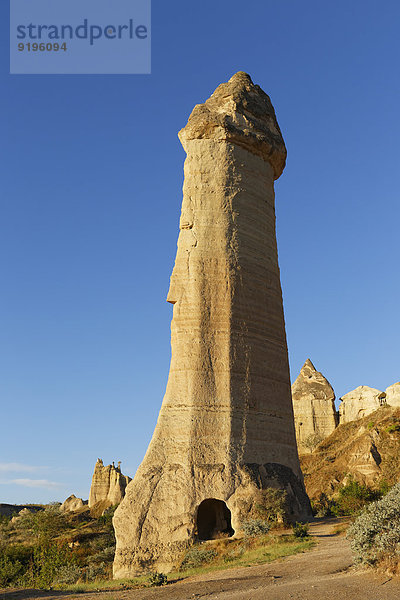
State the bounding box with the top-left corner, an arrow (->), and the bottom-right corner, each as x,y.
2,518 -> 399,600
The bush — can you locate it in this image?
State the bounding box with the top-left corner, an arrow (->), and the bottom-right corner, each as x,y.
254,488 -> 287,525
84,561 -> 109,581
148,572 -> 167,586
292,522 -> 309,538
385,422 -> 400,433
180,545 -> 217,570
347,482 -> 400,565
312,493 -> 335,517
302,433 -> 323,453
331,479 -> 380,516
242,519 -> 270,537
21,543 -> 78,589
98,505 -> 118,529
16,505 -> 70,543
0,556 -> 24,586
52,563 -> 82,585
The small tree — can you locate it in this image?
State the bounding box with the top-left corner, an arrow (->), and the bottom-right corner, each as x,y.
254,488 -> 288,525
302,433 -> 323,454
16,505 -> 70,544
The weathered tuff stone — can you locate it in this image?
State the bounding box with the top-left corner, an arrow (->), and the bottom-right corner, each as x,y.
338,386 -> 387,424
89,459 -> 131,515
113,72 -> 312,578
292,359 -> 338,454
60,494 -> 88,513
385,382 -> 400,406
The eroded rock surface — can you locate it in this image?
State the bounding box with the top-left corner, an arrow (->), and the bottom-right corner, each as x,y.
113,72 -> 311,578
385,382 -> 400,407
292,359 -> 338,454
60,494 -> 87,513
89,459 -> 131,516
338,386 -> 386,424
300,406 -> 400,499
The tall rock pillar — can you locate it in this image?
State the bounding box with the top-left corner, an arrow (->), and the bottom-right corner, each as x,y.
113,72 -> 311,577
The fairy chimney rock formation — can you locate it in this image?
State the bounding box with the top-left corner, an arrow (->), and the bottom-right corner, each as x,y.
113,72 -> 312,578
338,386 -> 387,424
292,359 -> 338,454
385,382 -> 400,407
89,459 -> 131,515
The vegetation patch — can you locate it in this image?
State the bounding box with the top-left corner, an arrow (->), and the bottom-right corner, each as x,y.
176,533 -> 315,578
0,503 -> 117,589
347,482 -> 400,572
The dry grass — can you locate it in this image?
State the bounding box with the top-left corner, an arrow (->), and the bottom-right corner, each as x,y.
54,533 -> 315,593
300,407 -> 400,501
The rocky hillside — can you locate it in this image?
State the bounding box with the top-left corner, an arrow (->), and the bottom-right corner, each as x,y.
300,406 -> 400,501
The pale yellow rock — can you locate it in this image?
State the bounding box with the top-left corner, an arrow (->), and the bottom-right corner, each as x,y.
60,494 -> 87,513
89,458 -> 131,515
113,72 -> 311,578
338,386 -> 387,424
292,359 -> 338,454
385,382 -> 400,406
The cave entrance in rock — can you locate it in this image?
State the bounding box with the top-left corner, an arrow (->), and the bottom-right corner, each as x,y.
196,499 -> 234,540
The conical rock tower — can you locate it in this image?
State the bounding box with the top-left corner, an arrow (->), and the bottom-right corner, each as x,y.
113,72 -> 312,577
292,359 -> 338,454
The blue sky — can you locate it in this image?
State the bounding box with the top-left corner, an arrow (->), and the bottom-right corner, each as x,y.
1,0 -> 399,504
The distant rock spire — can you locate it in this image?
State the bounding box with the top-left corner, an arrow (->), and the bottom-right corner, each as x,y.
292,359 -> 337,454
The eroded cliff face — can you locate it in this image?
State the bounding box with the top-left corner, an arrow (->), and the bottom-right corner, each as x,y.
112,72 -> 311,578
89,459 -> 131,515
292,359 -> 338,454
338,386 -> 387,424
300,406 -> 400,500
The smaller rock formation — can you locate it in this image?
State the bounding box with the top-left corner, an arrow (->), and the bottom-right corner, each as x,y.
60,494 -> 88,513
385,382 -> 400,407
10,508 -> 33,524
338,386 -> 387,424
291,359 -> 338,454
89,459 -> 131,516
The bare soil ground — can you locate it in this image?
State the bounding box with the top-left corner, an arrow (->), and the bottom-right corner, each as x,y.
2,518 -> 399,600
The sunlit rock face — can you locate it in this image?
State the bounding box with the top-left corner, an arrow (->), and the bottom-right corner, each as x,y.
89,459 -> 131,516
339,386 -> 387,424
113,72 -> 312,578
292,359 -> 338,454
385,382 -> 400,407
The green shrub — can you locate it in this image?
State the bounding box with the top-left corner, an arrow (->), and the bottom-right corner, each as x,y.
254,488 -> 287,525
52,563 -> 82,585
98,505 -> 118,529
242,519 -> 270,537
331,479 -> 380,516
180,545 -> 217,570
385,422 -> 400,433
312,493 -> 335,517
292,522 -> 309,538
20,543 -> 78,589
148,571 -> 167,586
347,482 -> 400,565
0,515 -> 11,526
0,556 -> 24,586
16,505 -> 70,543
367,421 -> 374,430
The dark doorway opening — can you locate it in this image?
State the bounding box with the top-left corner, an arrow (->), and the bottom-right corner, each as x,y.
196,498 -> 234,540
